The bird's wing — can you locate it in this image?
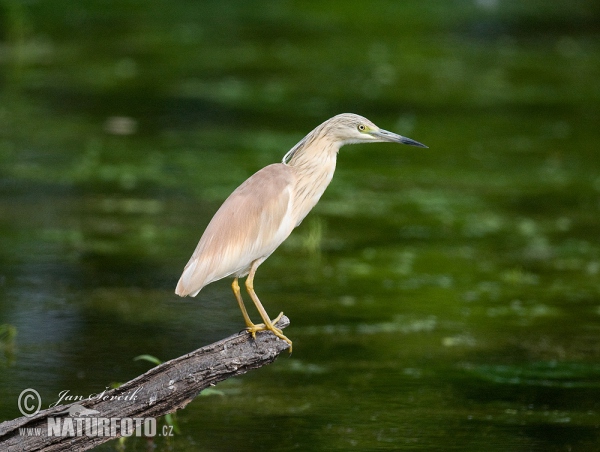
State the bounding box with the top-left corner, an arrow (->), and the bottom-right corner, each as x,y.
175,163 -> 295,296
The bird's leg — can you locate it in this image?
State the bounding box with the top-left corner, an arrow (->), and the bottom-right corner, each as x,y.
233,277 -> 279,335
245,261 -> 292,352
232,277 -> 256,332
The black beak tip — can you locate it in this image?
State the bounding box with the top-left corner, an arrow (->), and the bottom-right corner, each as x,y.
402,137 -> 428,148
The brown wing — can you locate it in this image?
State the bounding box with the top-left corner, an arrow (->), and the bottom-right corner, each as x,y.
175,163 -> 295,296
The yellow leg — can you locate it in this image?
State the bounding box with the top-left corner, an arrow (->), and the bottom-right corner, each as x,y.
232,277 -> 254,330
232,277 -> 283,336
245,261 -> 292,352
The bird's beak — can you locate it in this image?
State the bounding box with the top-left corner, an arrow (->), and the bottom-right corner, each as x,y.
370,128 -> 428,148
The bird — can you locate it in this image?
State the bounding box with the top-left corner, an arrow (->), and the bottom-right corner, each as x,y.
175,113 -> 427,352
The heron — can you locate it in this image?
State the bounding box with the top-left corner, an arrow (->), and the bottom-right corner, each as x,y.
175,113 -> 427,352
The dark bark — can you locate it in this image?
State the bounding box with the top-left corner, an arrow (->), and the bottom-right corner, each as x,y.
0,317 -> 291,451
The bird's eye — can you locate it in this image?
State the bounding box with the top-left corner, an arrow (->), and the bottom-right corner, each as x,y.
357,124 -> 366,132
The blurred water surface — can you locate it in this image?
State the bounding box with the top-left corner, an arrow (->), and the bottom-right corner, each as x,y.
1,1 -> 600,450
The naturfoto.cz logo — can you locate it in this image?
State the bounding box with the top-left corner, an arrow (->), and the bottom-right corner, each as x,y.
16,387 -> 174,439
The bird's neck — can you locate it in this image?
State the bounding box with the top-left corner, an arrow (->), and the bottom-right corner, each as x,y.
285,136 -> 340,225
283,120 -> 342,168
286,135 -> 340,189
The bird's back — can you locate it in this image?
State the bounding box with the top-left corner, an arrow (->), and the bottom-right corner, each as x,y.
175,163 -> 296,296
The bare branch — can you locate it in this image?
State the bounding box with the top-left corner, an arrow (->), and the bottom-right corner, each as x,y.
0,317 -> 291,451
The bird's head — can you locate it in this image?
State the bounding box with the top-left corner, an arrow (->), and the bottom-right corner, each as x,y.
282,113 -> 427,165
325,113 -> 428,148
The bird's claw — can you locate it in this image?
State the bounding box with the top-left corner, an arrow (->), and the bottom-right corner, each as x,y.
244,315 -> 292,353
245,323 -> 284,336
245,311 -> 285,334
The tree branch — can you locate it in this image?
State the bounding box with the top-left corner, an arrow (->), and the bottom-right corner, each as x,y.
0,316 -> 291,451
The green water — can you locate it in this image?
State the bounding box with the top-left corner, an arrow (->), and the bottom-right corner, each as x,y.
1,1 -> 600,450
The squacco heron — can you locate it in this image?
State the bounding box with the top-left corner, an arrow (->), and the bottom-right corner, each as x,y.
176,113 -> 427,352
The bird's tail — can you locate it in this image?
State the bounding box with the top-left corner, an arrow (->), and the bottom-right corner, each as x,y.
175,259 -> 204,297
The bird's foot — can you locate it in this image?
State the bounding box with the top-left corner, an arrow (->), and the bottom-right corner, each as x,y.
245,312 -> 285,334
245,313 -> 292,353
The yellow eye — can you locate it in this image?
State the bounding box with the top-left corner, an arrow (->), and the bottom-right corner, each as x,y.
357,124 -> 366,132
